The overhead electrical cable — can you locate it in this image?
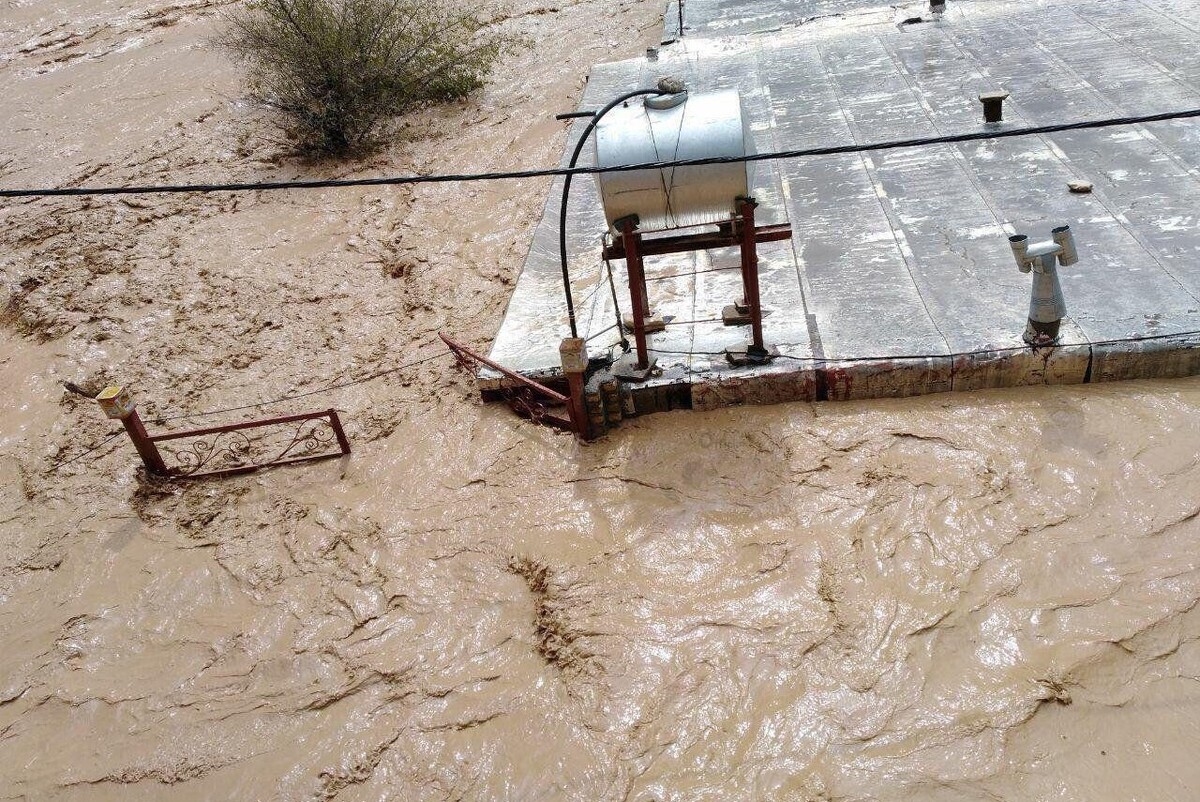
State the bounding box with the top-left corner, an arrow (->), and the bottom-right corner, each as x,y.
147,349 -> 452,423
1,107 -> 1197,199
45,430 -> 126,472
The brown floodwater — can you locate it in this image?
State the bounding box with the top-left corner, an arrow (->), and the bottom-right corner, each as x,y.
2,0 -> 1199,799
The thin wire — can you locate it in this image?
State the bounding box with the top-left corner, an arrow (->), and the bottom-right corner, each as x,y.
3,108 -> 1198,198
648,327 -> 1200,362
566,233 -> 617,316
148,349 -> 451,423
54,326 -> 1200,472
45,430 -> 125,472
645,264 -> 741,282
645,93 -> 684,227
662,316 -> 722,326
574,274 -> 610,311
650,346 -> 1015,361
602,232 -> 631,352
585,322 -> 619,342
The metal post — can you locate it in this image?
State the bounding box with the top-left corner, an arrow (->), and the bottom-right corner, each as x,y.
979,90 -> 1009,124
620,218 -> 651,369
326,409 -> 352,455
95,386 -> 169,476
559,338 -> 590,439
738,198 -> 766,353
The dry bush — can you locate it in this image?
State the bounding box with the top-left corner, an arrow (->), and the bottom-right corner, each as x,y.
220,0 -> 514,154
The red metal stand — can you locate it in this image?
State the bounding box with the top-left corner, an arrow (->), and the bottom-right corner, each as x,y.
602,198 -> 790,364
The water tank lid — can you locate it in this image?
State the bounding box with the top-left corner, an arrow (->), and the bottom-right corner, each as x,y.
645,91 -> 688,110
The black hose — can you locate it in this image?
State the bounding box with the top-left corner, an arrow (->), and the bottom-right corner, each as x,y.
558,88 -> 667,338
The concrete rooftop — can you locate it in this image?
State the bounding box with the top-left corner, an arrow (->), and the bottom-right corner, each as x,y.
486,0 -> 1200,408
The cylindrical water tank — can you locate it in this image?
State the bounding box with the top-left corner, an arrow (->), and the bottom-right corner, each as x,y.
593,89 -> 754,233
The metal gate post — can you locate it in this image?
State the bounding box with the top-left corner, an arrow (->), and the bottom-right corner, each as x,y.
326,408 -> 352,454
95,386 -> 170,476
559,337 -> 591,438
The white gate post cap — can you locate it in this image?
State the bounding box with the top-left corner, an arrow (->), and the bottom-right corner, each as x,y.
559,338 -> 589,374
96,385 -> 135,419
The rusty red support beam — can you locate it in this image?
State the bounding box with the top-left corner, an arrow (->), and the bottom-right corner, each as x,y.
738,198 -> 766,352
564,372 -> 588,434
602,222 -> 792,260
736,214 -> 752,309
440,332 -> 587,437
560,338 -> 593,440
123,409 -> 170,475
619,218 -> 651,369
328,409 -> 351,454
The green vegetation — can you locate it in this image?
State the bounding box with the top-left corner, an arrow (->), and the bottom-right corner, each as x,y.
220,0 -> 512,154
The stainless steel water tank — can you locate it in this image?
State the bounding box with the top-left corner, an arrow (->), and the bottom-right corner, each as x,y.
593,89 -> 754,233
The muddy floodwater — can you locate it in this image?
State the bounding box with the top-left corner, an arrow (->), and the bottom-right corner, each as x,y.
2,0 -> 1200,799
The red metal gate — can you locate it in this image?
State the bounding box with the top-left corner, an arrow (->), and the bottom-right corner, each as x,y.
96,386 -> 350,479
439,333 -> 582,436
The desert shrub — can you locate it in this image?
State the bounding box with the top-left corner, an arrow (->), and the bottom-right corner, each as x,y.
220,0 -> 512,154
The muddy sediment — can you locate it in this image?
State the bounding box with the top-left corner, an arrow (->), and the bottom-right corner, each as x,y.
2,0 -> 1200,799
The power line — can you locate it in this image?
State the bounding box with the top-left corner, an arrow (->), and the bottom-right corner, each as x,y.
148,349 -> 451,424
645,264 -> 740,282
2,108 -> 1198,199
46,430 -> 125,472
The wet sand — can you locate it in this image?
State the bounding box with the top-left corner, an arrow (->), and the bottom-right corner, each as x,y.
3,0 -> 1200,799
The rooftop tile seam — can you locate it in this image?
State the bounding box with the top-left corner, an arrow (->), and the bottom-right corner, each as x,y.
1074,5 -> 1200,97
1134,0 -> 1200,39
1015,28 -> 1200,309
874,27 -> 1013,240
749,73 -> 818,359
660,2 -> 900,49
756,78 -> 816,328
871,27 -> 1057,347
1061,3 -> 1200,184
664,0 -> 1080,50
